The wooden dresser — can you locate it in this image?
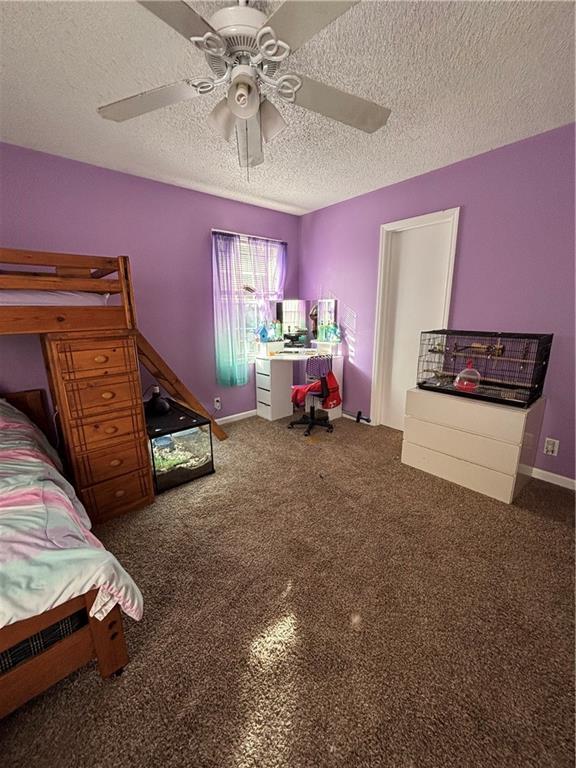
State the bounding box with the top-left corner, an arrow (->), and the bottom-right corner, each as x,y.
42,330 -> 154,523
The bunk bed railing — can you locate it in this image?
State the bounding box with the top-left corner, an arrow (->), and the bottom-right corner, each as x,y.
0,248 -> 136,333
0,247 -> 119,271
0,274 -> 122,293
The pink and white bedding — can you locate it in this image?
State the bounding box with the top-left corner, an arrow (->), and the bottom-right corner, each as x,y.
0,290 -> 109,307
0,399 -> 143,628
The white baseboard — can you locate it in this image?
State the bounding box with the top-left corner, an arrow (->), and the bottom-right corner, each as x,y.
216,409 -> 257,425
528,467 -> 575,491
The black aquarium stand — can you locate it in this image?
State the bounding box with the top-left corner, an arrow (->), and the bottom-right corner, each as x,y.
145,399 -> 214,493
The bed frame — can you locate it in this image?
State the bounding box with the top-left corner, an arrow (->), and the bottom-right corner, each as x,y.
0,247 -> 136,334
0,390 -> 129,720
0,247 -> 227,441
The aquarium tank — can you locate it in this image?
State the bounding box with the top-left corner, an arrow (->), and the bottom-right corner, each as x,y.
145,398 -> 214,493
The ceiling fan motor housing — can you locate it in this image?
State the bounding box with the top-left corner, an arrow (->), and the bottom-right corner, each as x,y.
205,6 -> 279,78
209,6 -> 267,47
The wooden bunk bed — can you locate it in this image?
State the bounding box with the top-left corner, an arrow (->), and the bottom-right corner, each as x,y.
0,390 -> 129,719
0,247 -> 137,335
0,247 -> 226,523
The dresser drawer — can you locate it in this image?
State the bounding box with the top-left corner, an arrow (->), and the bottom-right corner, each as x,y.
63,374 -> 142,419
73,439 -> 149,487
404,416 -> 521,475
405,388 -> 526,444
81,469 -> 153,523
53,336 -> 139,379
401,441 -> 516,503
69,409 -> 146,451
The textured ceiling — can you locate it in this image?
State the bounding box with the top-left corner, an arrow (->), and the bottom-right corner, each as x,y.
0,1 -> 574,214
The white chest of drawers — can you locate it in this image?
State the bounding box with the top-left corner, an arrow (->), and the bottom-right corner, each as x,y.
401,388 -> 546,503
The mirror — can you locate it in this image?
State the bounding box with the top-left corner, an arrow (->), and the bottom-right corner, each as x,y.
316,298 -> 339,342
276,299 -> 308,347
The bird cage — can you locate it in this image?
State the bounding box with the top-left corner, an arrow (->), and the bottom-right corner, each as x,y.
416,330 -> 553,408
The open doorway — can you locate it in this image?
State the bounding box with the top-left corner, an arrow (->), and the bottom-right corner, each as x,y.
370,208 -> 460,430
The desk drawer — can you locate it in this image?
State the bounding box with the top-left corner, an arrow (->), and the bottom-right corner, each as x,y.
406,389 -> 526,444
69,409 -> 146,451
64,374 -> 142,419
256,372 -> 271,390
81,469 -> 153,523
73,439 -> 149,487
256,387 -> 271,406
256,358 -> 271,375
404,416 -> 520,475
256,401 -> 272,420
54,337 -> 138,379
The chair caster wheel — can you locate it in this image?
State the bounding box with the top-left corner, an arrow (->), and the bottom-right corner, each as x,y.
328,425 -> 334,433
304,431 -> 311,436
288,424 -> 294,429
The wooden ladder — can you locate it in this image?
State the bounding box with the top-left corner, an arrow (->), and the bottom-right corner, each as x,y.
136,331 -> 227,441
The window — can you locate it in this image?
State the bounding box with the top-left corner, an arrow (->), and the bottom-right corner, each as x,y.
212,231 -> 286,387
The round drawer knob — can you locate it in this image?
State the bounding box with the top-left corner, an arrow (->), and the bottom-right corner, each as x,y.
104,426 -> 118,435
101,391 -> 115,400
94,355 -> 109,364
110,458 -> 122,467
114,489 -> 126,498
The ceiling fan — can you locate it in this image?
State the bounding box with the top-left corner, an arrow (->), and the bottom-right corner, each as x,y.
98,0 -> 391,168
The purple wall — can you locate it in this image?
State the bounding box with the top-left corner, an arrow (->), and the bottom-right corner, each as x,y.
300,124 -> 575,479
1,125 -> 574,479
0,144 -> 300,418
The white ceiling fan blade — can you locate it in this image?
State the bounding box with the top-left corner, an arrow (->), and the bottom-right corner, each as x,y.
236,114 -> 263,168
138,1 -> 217,41
291,74 -> 391,133
261,1 -> 358,54
98,80 -> 200,122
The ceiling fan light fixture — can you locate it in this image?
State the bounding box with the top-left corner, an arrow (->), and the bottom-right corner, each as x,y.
208,98 -> 235,141
227,65 -> 260,119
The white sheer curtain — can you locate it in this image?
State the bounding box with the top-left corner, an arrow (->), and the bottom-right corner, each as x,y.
212,231 -> 286,386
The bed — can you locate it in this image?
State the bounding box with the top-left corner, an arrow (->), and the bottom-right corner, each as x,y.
0,390 -> 143,719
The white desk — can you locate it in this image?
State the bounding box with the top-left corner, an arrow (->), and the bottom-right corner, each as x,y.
255,350 -> 343,421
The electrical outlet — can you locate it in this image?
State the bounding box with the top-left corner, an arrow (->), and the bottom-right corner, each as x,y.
213,396 -> 222,411
543,437 -> 559,456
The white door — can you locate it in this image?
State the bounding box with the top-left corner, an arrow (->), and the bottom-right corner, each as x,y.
371,209 -> 459,430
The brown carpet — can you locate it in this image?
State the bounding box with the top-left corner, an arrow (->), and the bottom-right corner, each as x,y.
1,417 -> 574,768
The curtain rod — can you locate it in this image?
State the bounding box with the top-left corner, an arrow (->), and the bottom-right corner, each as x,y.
212,228 -> 287,244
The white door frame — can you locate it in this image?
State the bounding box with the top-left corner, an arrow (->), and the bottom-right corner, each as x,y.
370,207 -> 460,427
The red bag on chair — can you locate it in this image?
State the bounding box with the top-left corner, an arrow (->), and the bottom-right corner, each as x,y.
291,379 -> 321,407
322,371 -> 342,409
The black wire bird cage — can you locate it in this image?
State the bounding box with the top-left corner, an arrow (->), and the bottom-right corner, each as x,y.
416,330 -> 553,408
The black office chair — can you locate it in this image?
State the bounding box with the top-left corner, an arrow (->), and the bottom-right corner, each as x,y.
288,357 -> 335,436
